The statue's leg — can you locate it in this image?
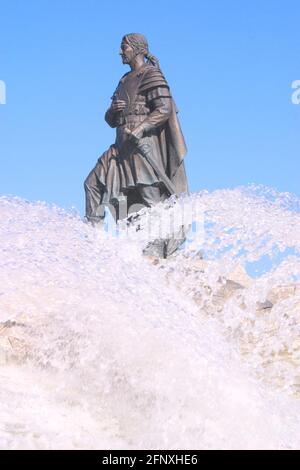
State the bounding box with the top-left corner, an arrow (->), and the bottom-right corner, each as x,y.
136,185 -> 167,207
137,185 -> 186,258
84,164 -> 105,224
134,186 -> 167,258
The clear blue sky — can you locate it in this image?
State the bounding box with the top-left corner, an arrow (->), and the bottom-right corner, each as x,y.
0,0 -> 299,214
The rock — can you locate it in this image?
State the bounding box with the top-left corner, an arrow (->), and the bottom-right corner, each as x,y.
255,283 -> 300,313
256,300 -> 273,311
227,265 -> 252,288
191,259 -> 207,271
212,279 -> 244,311
267,284 -> 300,305
0,320 -> 30,364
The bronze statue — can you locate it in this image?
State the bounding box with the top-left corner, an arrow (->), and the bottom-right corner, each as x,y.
84,33 -> 188,257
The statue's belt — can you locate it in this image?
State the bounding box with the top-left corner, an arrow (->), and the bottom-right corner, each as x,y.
115,102 -> 149,126
116,113 -> 148,126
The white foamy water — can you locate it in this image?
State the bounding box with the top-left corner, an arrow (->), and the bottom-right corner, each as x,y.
0,186 -> 300,449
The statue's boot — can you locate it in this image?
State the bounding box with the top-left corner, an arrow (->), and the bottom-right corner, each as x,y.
85,215 -> 105,228
142,225 -> 186,259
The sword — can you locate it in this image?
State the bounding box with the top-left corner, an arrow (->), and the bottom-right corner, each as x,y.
124,128 -> 176,197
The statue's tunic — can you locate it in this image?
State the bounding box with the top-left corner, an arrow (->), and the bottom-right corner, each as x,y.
85,63 -> 188,211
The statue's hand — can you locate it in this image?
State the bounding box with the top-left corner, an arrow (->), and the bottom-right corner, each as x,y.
130,124 -> 145,140
111,99 -> 126,112
124,127 -> 139,143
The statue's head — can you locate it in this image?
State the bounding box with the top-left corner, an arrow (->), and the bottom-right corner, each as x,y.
120,33 -> 149,64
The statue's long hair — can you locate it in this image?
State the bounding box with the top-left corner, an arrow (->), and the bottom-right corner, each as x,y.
122,33 -> 160,68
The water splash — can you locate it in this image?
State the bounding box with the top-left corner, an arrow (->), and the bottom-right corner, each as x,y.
0,187 -> 300,449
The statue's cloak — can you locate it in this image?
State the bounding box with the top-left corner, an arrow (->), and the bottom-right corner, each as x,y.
138,65 -> 188,195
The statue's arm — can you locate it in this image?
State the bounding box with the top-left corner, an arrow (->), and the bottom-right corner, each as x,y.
105,106 -> 118,128
131,87 -> 172,138
145,91 -> 172,128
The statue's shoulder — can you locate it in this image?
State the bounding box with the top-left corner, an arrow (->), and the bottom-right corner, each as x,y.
139,65 -> 169,93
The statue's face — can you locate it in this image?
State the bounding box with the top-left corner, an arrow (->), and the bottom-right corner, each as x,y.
119,40 -> 135,64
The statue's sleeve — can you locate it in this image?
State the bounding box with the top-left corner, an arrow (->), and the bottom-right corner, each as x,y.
139,66 -> 170,94
137,67 -> 173,132
105,107 -> 118,128
142,90 -> 172,130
